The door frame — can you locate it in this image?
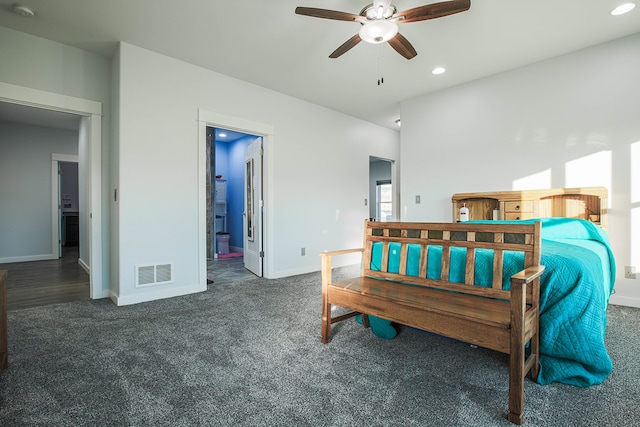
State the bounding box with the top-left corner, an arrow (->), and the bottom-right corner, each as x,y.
369,156 -> 398,221
197,109 -> 274,281
0,82 -> 104,299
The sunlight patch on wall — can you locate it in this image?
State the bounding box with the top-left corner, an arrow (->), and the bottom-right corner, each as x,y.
632,207 -> 640,269
565,151 -> 611,189
632,142 -> 639,268
632,141 -> 639,203
513,169 -> 551,190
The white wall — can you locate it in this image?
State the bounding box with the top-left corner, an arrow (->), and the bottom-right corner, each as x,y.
112,42 -> 399,304
77,116 -> 90,267
400,33 -> 640,307
0,26 -> 111,296
0,121 -> 78,261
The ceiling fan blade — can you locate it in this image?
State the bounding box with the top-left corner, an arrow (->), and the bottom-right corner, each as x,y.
388,33 -> 418,59
329,34 -> 362,58
393,0 -> 470,24
295,7 -> 361,22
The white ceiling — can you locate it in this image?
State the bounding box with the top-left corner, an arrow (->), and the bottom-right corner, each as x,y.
0,0 -> 638,130
0,101 -> 80,130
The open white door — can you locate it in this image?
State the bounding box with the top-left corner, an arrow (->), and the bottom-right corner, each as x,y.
244,137 -> 263,276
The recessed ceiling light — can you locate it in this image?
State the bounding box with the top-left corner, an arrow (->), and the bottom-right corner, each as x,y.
13,5 -> 35,17
218,132 -> 227,138
611,3 -> 636,15
432,67 -> 446,75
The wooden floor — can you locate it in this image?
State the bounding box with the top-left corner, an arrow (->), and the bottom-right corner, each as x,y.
1,247 -> 90,311
0,249 -> 258,311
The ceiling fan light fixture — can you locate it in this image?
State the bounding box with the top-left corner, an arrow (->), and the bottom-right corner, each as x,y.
362,4 -> 396,20
611,3 -> 636,15
359,20 -> 398,44
13,5 -> 35,17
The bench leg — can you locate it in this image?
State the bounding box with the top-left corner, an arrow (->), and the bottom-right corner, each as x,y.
508,281 -> 526,425
508,340 -> 525,425
320,256 -> 332,344
361,313 -> 370,328
321,298 -> 331,344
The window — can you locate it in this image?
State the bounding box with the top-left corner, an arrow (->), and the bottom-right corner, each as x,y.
376,180 -> 392,222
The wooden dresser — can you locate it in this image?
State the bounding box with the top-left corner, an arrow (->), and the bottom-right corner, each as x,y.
0,270 -> 7,372
451,187 -> 608,228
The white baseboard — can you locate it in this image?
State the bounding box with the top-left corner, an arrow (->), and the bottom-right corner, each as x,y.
110,283 -> 207,306
609,295 -> 640,309
0,253 -> 57,264
78,258 -> 90,274
267,265 -> 318,279
93,289 -> 110,300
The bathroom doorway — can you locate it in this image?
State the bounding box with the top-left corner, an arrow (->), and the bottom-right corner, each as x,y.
206,126 -> 262,284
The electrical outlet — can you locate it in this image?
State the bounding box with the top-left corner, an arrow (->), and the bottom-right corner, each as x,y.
624,266 -> 636,279
301,247 -> 306,256
415,195 -> 421,204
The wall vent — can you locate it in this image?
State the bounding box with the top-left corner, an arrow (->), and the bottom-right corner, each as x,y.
136,263 -> 173,287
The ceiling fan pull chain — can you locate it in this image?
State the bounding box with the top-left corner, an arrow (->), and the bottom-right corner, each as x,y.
378,47 -> 384,86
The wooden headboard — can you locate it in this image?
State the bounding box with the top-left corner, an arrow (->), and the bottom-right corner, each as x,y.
451,187 -> 608,229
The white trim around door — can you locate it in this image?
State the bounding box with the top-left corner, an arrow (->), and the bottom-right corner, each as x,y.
197,109 -> 274,281
0,81 -> 106,299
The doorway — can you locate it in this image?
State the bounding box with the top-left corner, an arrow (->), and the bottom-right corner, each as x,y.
369,157 -> 394,221
205,126 -> 263,284
0,109 -> 89,309
198,109 -> 273,283
0,83 -> 104,300
54,157 -> 80,259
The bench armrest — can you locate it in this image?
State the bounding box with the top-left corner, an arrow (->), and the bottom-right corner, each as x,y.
319,248 -> 364,258
510,265 -> 545,285
319,248 -> 363,285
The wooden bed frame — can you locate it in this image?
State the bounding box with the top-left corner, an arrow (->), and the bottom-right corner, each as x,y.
319,220 -> 545,424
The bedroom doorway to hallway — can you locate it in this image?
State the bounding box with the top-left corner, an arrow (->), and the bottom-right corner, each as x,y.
0,85 -> 103,300
369,157 -> 395,221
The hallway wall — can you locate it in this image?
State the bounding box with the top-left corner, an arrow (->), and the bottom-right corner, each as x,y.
0,121 -> 78,262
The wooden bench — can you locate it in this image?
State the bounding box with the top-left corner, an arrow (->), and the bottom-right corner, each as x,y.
319,220 -> 545,424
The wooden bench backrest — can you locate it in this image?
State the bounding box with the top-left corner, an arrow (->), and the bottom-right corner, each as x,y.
361,220 -> 542,302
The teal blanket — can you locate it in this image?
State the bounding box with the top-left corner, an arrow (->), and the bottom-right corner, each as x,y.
369,218 -> 615,387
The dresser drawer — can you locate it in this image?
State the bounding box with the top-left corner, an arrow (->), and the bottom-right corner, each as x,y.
504,200 -> 533,213
504,212 -> 535,220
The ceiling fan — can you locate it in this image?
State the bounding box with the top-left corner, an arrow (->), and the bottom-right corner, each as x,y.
295,0 -> 470,60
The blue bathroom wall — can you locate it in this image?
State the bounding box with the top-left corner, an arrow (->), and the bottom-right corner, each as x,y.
215,134 -> 257,251
214,141 -> 229,182
226,136 -> 249,250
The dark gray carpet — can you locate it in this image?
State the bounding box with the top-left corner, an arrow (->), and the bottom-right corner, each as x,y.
1,266 -> 638,426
